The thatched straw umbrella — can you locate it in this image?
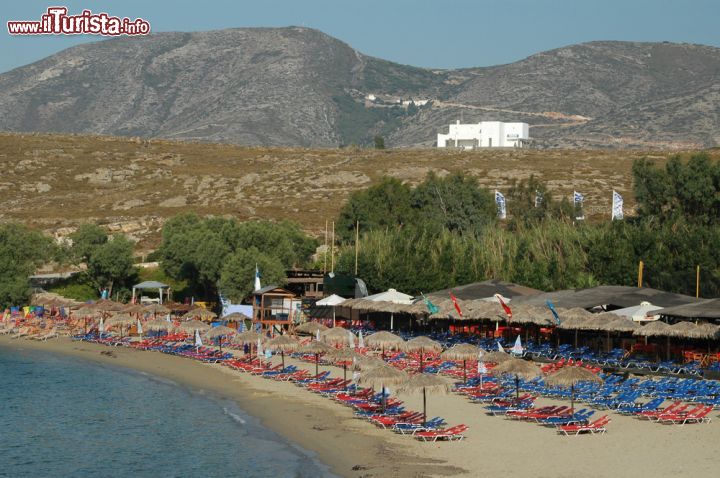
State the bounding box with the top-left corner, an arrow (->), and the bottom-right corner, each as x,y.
222,312 -> 251,322
634,320 -> 672,360
558,316 -> 588,348
295,321 -> 329,336
91,299 -> 125,313
441,343 -> 481,383
328,348 -> 364,381
697,323 -> 720,340
123,304 -> 146,315
105,313 -> 135,337
144,303 -> 170,316
204,325 -> 236,353
668,321 -> 703,339
365,331 -> 405,358
358,365 -> 408,411
265,335 -> 299,369
545,366 -> 603,412
322,327 -> 356,347
232,330 -> 265,356
176,320 -> 211,334
491,357 -> 542,399
144,318 -> 174,333
353,355 -> 386,371
183,308 -> 216,321
403,336 -> 442,372
479,350 -> 512,364
398,373 -> 454,425
298,341 -> 333,377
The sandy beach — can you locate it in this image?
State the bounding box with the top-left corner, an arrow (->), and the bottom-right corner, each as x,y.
2,335 -> 719,478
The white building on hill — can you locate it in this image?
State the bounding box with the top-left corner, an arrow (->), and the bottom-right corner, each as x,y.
437,120 -> 530,149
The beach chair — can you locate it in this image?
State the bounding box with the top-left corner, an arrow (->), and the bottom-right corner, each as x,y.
656,405 -> 712,425
557,416 -> 610,436
415,425 -> 468,442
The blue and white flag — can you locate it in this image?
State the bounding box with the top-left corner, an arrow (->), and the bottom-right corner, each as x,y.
254,264 -> 262,291
612,190 -> 624,220
546,300 -> 561,326
573,191 -> 584,204
239,320 -> 247,333
495,190 -> 507,219
534,190 -> 543,208
573,191 -> 585,220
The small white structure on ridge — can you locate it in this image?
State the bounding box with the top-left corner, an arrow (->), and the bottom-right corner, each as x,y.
437,120 -> 530,149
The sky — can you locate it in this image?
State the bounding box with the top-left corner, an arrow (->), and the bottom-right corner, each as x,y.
2,0 -> 719,73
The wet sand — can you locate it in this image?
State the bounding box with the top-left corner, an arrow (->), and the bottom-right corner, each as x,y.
2,335 -> 719,478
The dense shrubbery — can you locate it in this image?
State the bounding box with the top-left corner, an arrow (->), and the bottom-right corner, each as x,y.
335,153 -> 720,297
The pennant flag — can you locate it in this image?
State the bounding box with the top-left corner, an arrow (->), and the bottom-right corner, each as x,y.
494,293 -> 512,320
534,190 -> 543,208
449,292 -> 463,317
421,292 -> 440,315
194,328 -> 203,348
511,335 -> 524,355
358,330 -> 365,349
611,190 -> 624,220
546,300 -> 561,325
254,264 -> 262,291
495,190 -> 507,219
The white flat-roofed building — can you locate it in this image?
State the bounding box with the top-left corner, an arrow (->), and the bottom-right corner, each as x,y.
437,120 -> 530,148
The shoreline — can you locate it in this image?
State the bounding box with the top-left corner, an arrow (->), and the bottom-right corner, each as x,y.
0,336 -> 462,478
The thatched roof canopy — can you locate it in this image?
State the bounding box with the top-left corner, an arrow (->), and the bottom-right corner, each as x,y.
295,321 -> 329,335
233,331 -> 265,345
364,331 -> 405,350
322,327 -> 356,345
403,336 -> 443,353
479,350 -> 512,364
634,320 -> 672,337
398,373 -> 454,394
545,366 -> 603,388
297,341 -> 333,355
491,357 -> 542,380
440,343 -> 481,361
205,325 -> 236,339
358,365 -> 408,389
175,320 -> 211,333
265,334 -> 299,352
144,318 -> 174,332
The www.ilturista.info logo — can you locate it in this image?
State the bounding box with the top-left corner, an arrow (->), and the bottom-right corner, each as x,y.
7,7 -> 150,36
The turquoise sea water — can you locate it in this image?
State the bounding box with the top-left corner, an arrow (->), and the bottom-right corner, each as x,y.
0,346 -> 336,478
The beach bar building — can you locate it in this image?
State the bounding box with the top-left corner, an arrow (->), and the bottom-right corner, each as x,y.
252,285 -> 299,333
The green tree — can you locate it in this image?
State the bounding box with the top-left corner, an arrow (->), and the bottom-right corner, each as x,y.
85,235 -> 136,297
69,224 -> 108,263
219,248 -> 286,302
0,224 -> 54,307
374,135 -> 385,149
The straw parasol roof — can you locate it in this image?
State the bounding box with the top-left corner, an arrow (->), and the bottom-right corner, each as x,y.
403,336 -> 442,353
479,350 -> 512,364
265,334 -> 299,352
353,355 -> 387,371
105,313 -> 135,327
364,331 -> 405,350
465,300 -> 506,321
175,320 -> 211,333
634,320 -> 672,337
183,308 -> 217,320
297,341 -> 333,355
328,348 -> 364,361
123,304 -> 146,314
667,321 -> 718,339
398,373 -> 454,395
545,366 -> 604,388
144,318 -> 174,332
358,365 -> 408,389
223,312 -> 251,322
143,303 -> 170,315
697,323 -> 720,340
295,321 -> 329,335
440,343 -> 481,361
91,299 -> 125,312
322,327 -> 356,346
204,325 -> 237,339
558,316 -> 588,330
74,307 -> 100,318
491,357 -> 542,380
605,317 -> 641,333
233,331 -> 265,345
508,305 -> 555,326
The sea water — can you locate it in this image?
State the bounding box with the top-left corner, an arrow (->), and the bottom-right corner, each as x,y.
0,346 -> 337,478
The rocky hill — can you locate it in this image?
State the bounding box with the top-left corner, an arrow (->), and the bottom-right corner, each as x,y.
0,28 -> 718,148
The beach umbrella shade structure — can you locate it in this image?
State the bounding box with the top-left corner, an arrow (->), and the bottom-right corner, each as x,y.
123,304 -> 146,315
358,364 -> 409,412
364,331 -> 405,358
90,299 -> 125,313
222,312 -> 252,322
183,308 -> 217,321
105,313 -> 135,337
176,320 -> 211,334
204,325 -> 236,353
479,350 -> 512,365
441,343 -> 481,383
322,327 -> 356,347
298,341 -> 333,377
329,348 -> 364,381
265,335 -> 299,369
232,330 -> 265,356
295,321 -> 329,336
634,320 -> 673,360
144,304 -> 170,316
353,355 -> 387,371
491,357 -> 542,399
403,336 -> 442,372
545,366 -> 603,413
398,373 -> 454,426
144,318 -> 174,333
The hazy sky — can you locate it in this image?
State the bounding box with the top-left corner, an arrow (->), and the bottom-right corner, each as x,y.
3,0 -> 719,73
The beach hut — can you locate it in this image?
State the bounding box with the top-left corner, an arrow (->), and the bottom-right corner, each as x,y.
398,373 -> 454,426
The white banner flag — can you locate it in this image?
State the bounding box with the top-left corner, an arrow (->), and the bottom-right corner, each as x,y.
611,190 -> 624,220
495,190 -> 506,219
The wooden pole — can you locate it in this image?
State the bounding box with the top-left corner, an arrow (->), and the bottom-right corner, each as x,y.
354,220 -> 360,276
637,260 -> 644,288
331,221 -> 335,273
323,220 -> 328,274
